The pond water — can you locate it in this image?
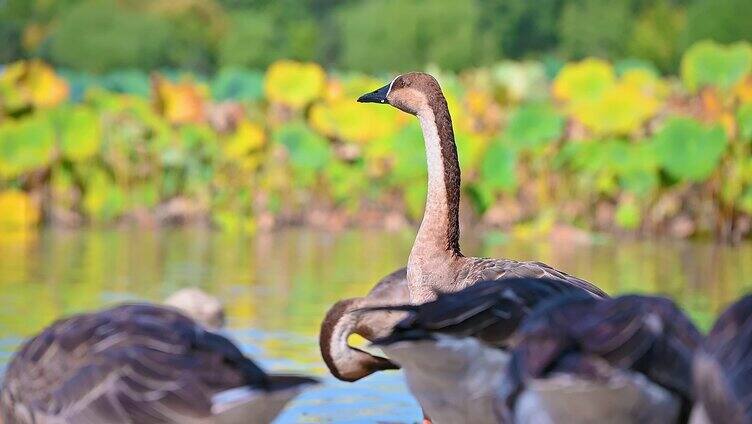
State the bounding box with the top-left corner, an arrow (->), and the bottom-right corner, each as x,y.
0,228 -> 751,423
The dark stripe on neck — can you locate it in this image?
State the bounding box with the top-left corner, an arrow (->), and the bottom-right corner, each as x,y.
428,92 -> 461,256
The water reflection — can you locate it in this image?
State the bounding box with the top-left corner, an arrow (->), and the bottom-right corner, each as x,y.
0,228 -> 750,421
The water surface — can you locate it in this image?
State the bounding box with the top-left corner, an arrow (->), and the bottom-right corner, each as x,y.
0,228 -> 750,422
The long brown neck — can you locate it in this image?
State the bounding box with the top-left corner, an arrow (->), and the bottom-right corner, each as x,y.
411,94 -> 462,263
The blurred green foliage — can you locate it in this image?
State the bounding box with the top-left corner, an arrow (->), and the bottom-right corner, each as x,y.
2,0 -> 752,74
2,41 -> 752,240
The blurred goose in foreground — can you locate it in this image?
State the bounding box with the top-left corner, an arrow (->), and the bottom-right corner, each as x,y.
0,304 -> 318,424
367,277 -> 600,424
164,287 -> 226,329
506,294 -> 702,424
358,73 -> 606,304
691,294 -> 752,424
319,267 -> 408,381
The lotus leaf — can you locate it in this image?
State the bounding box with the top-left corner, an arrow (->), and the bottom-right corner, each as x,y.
385,123 -> 427,184
82,168 -> 126,222
223,121 -> 266,158
0,114 -> 56,179
404,181 -> 427,220
741,186 -> 752,214
553,58 -> 615,103
455,130 -> 489,171
681,41 -> 752,92
273,122 -> 331,186
153,76 -> 207,125
326,160 -> 368,208
309,99 -> 402,144
54,106 -> 101,162
571,81 -> 659,135
264,60 -> 326,108
211,68 -> 264,102
0,60 -> 69,113
654,117 -> 727,182
480,140 -> 518,194
738,102 -> 752,141
492,61 -> 548,103
615,198 -> 641,229
505,103 -> 564,149
100,70 -> 151,96
0,190 -> 40,229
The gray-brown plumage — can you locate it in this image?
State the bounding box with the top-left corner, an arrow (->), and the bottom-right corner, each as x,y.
506,294 -> 702,424
319,267 -> 408,381
362,278 -> 600,424
691,295 -> 752,424
371,277 -> 598,348
358,73 -> 606,304
1,304 -> 318,424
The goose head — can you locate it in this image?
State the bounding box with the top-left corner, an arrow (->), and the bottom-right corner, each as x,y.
358,72 -> 443,116
164,287 -> 225,329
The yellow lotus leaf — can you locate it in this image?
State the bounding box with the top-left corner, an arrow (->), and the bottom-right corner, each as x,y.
465,89 -> 493,117
570,82 -> 659,135
734,76 -> 752,103
553,58 -> 616,103
27,61 -> 69,108
309,99 -> 403,144
153,76 -> 207,125
224,120 -> 266,158
264,60 -> 326,108
0,60 -> 69,111
340,74 -> 386,100
0,190 -> 40,230
621,68 -> 668,99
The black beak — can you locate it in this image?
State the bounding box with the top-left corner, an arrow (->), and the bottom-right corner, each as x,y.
357,83 -> 390,104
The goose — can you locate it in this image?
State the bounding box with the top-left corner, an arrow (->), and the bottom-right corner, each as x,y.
691,294 -> 752,424
366,277 -> 600,424
0,303 -> 318,424
357,73 -> 606,303
319,267 -> 408,381
505,294 -> 702,424
164,287 -> 225,329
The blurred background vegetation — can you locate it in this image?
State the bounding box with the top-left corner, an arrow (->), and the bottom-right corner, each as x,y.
1,0 -> 752,241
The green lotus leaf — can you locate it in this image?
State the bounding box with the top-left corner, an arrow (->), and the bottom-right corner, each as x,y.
480,139 -> 518,194
273,122 -> 331,186
53,105 -> 101,162
264,60 -> 326,108
505,103 -> 564,149
681,40 -> 752,92
0,113 -> 56,179
738,102 -> 752,141
211,67 -> 264,102
82,167 -> 126,222
654,117 -> 728,182
615,199 -> 641,229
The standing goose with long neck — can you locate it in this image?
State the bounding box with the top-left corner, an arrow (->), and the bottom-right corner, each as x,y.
358,73 -> 605,302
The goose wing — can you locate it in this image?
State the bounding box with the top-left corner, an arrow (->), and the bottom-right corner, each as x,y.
507,295 -> 701,407
0,304 -> 300,424
371,277 -> 597,348
694,295 -> 752,424
457,258 -> 608,298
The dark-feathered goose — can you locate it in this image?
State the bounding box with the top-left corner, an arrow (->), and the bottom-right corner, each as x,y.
0,304 -> 318,424
358,73 -> 606,303
506,294 -> 702,424
367,277 -> 600,424
691,294 -> 752,424
319,267 -> 408,381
